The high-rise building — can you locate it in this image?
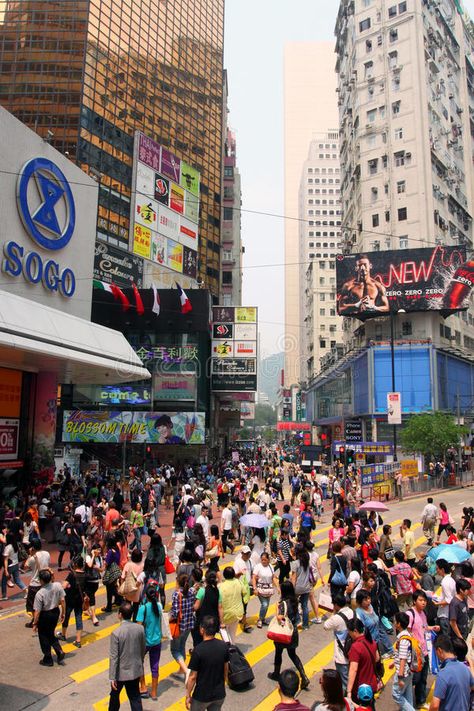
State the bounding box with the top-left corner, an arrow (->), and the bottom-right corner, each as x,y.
305,0 -> 474,450
284,42 -> 338,387
221,126 -> 243,306
0,0 -> 224,297
298,133 -> 344,382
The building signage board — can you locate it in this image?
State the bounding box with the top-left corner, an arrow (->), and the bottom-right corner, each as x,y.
62,410 -> 205,444
235,307 -> 257,323
212,340 -> 234,358
387,392 -> 402,425
133,344 -> 198,364
344,420 -> 363,443
0,368 -> 22,418
333,440 -> 394,455
0,418 -> 19,460
212,307 -> 235,322
153,372 -> 197,402
211,374 -> 257,392
212,324 -> 234,339
234,323 -> 257,340
234,341 -> 257,357
94,242 -> 143,288
336,246 -> 472,319
211,306 -> 258,393
276,422 -> 311,431
401,459 -> 419,478
212,358 -> 257,375
96,386 -> 151,406
130,132 -> 200,284
241,402 -> 256,420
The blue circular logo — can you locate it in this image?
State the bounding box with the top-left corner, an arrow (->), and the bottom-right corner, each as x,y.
17,157 -> 76,251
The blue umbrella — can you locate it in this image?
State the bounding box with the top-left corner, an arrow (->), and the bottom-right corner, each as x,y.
426,543 -> 471,564
239,513 -> 271,528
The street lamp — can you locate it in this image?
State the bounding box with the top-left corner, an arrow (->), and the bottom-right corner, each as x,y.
389,308 -> 405,462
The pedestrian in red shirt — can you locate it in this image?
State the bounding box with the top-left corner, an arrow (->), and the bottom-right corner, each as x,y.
346,617 -> 381,706
272,669 -> 310,711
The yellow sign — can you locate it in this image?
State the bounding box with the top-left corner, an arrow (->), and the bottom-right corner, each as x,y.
133,223 -> 151,259
401,459 -> 418,478
166,239 -> 183,273
235,307 -> 257,323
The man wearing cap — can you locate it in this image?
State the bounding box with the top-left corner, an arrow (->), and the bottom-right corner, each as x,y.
233,546 -> 253,633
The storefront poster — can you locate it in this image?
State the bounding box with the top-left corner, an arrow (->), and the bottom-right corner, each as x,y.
135,195 -> 158,229
33,372 -> 57,468
154,173 -> 170,206
180,161 -> 200,196
62,410 -> 205,444
235,307 -> 257,323
182,246 -> 197,278
94,242 -> 144,288
160,148 -> 181,183
138,134 -> 161,171
241,402 -> 256,420
133,223 -> 151,259
387,392 -> 402,424
0,368 -> 22,418
0,418 -> 19,460
336,246 -> 470,319
170,183 -> 185,214
185,190 -> 199,223
166,239 -> 183,273
154,372 -> 197,402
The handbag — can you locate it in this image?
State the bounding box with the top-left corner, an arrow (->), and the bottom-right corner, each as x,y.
17,542 -> 28,562
318,590 -> 334,611
256,580 -> 274,597
169,592 -> 182,639
383,547 -> 395,561
331,556 -> 347,586
161,610 -> 171,640
102,561 -> 121,586
164,555 -> 175,574
82,592 -> 91,612
117,569 -> 139,597
267,601 -> 294,645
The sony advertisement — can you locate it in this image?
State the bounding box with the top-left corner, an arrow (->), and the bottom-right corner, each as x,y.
336,246 -> 473,318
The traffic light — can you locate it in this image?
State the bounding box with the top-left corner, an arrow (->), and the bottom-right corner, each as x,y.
320,433 -> 327,442
339,445 -> 345,455
346,449 -> 354,464
146,445 -> 151,454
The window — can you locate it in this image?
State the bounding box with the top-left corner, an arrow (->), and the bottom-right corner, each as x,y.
385,210 -> 390,221
394,151 -> 405,166
395,127 -> 403,140
367,108 -> 377,122
388,51 -> 398,68
222,271 -> 233,284
372,213 -> 380,227
390,29 -> 398,42
368,159 -> 378,174
399,236 -> 408,249
388,5 -> 397,17
379,105 -> 386,118
364,61 -> 374,78
397,180 -> 406,193
382,154 -> 388,168
399,1 -> 407,13
320,293 -> 326,301
224,166 -> 234,178
392,100 -> 401,115
320,309 -> 326,316
377,34 -> 383,45
398,207 -> 407,221
359,17 -> 371,31
371,186 -> 378,201
223,207 -> 233,220
366,39 -> 373,52
320,340 -> 326,348
319,277 -> 325,285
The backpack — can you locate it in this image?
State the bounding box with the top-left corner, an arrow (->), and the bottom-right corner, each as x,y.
335,611 -> 353,658
227,643 -> 255,689
397,633 -> 424,673
331,556 -> 347,586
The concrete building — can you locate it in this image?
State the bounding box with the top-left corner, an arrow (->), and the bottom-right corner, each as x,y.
0,0 -> 225,297
284,42 -> 339,387
305,0 -> 474,453
299,134 -> 344,383
221,127 -> 243,306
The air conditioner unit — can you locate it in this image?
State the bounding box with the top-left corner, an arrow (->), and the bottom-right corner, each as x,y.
405,152 -> 412,158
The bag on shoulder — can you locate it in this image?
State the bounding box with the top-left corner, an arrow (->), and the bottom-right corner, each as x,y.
118,569 -> 138,597
398,632 -> 424,673
332,557 -> 347,586
227,643 -> 255,689
267,601 -> 294,645
169,592 -> 182,639
102,561 -> 121,586
335,611 -> 353,657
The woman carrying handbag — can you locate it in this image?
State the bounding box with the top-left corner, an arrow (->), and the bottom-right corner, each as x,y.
267,580 -> 310,690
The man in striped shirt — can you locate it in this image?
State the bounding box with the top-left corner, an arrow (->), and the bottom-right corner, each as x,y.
391,611 -> 415,711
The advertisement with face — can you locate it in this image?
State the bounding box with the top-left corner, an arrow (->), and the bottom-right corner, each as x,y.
336,246 -> 470,318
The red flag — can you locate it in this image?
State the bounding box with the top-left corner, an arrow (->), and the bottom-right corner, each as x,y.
132,283 -> 145,316
110,283 -> 130,311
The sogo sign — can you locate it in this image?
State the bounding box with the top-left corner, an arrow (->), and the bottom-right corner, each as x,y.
2,158 -> 76,297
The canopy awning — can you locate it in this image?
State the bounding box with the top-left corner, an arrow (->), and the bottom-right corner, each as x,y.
0,289 -> 150,384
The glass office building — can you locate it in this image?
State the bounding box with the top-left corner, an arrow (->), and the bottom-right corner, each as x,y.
0,0 -> 224,296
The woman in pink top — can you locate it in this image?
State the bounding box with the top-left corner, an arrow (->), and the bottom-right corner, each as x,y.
328,518 -> 345,558
437,502 -> 451,541
120,549 -> 143,620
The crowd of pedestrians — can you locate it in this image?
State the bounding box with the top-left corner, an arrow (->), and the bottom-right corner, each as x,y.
0,456 -> 474,710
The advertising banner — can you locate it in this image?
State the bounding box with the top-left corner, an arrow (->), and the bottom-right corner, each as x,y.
151,232 -> 166,265
135,195 -> 158,229
154,173 -> 170,206
211,374 -> 257,392
0,418 -> 19,460
133,224 -> 151,259
166,239 -> 183,273
212,358 -> 257,375
170,183 -> 185,214
182,246 -> 197,279
234,323 -> 257,340
185,190 -> 199,223
401,459 -> 419,478
0,368 -> 22,418
157,205 -> 180,241
241,402 -> 256,420
62,410 -> 205,444
234,341 -> 257,357
179,217 -> 198,249
332,440 -> 394,454
213,323 -> 234,339
212,340 -> 234,358
94,242 -> 144,288
387,392 -> 402,424
212,306 -> 235,322
153,372 -> 197,402
160,148 -> 181,183
235,307 -> 257,323
344,420 -> 363,443
180,162 -> 200,196
336,246 -> 470,318
136,163 -> 154,196
138,133 -> 161,171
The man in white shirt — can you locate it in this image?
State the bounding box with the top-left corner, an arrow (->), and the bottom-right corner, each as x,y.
220,501 -> 234,555
196,505 -> 210,543
324,593 -> 354,693
421,498 -> 438,545
74,499 -> 91,525
435,559 -> 457,636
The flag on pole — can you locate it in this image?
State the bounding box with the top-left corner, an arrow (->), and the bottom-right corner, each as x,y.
151,283 -> 160,316
176,282 -> 192,314
93,279 -> 130,311
132,283 -> 145,316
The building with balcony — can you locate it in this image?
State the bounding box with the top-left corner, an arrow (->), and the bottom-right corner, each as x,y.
220,127 -> 243,305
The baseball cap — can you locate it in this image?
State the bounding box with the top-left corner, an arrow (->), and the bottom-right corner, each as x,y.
357,684 -> 374,702
241,545 -> 251,554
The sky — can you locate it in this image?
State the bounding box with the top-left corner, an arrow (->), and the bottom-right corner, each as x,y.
223,0 -> 474,360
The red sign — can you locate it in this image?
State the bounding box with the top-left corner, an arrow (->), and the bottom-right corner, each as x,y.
277,422 -> 311,431
0,418 -> 19,460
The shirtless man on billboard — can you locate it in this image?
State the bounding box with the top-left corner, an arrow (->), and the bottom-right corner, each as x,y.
338,254 -> 390,315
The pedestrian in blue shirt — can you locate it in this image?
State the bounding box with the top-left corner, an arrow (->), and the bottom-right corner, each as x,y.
136,585 -> 163,701
429,635 -> 474,711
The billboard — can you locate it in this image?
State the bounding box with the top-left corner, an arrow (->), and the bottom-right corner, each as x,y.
130,132 -> 200,284
0,418 -> 19,460
62,410 -> 205,444
211,306 -> 257,393
387,392 -> 402,424
94,242 -> 144,289
212,358 -> 257,375
336,246 -> 471,318
153,372 -> 197,402
211,374 -> 257,392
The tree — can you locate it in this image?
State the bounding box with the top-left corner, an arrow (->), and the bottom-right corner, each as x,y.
400,411 -> 467,461
254,404 -> 277,426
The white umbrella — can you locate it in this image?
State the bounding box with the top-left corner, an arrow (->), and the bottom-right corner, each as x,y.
239,513 -> 271,528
